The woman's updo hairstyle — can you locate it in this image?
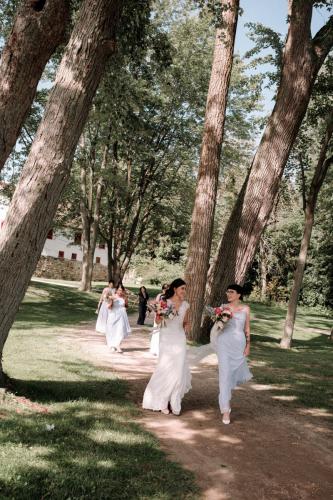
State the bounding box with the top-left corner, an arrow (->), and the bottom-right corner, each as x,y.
227,283 -> 244,300
164,278 -> 186,299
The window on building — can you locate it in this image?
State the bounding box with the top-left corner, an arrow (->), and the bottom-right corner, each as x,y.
58,251 -> 64,259
71,253 -> 77,261
98,243 -> 105,249
96,256 -> 101,264
47,229 -> 53,239
74,232 -> 82,245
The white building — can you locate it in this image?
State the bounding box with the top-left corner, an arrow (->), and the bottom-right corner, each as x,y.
0,196 -> 108,266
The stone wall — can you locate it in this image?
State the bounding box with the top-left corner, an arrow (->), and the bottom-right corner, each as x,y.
34,255 -> 107,281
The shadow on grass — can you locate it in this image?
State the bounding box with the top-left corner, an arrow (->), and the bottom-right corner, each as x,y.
16,282 -> 98,330
12,377 -> 127,404
1,378 -> 198,500
251,332 -> 333,416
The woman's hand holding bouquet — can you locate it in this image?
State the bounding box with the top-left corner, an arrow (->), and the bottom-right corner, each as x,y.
205,306 -> 233,330
204,305 -> 233,351
153,300 -> 177,327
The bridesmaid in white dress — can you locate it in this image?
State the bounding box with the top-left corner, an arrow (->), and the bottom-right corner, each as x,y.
105,285 -> 131,353
143,279 -> 191,415
149,283 -> 169,356
217,284 -> 252,424
95,280 -> 115,334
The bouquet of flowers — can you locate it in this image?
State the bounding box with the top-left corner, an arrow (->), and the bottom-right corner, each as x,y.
205,305 -> 233,330
152,300 -> 177,327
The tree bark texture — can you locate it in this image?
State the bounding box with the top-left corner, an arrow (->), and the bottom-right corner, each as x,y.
281,110 -> 333,349
184,0 -> 239,341
0,0 -> 70,172
0,0 -> 122,383
205,1 -> 333,317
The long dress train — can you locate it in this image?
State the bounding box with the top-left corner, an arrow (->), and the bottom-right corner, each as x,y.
143,300 -> 191,414
105,297 -> 131,348
149,319 -> 160,356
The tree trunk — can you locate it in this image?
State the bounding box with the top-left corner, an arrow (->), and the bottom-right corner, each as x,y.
259,238 -> 268,301
205,1 -> 333,321
81,245 -> 94,292
80,128 -> 111,292
0,0 -> 122,385
184,0 -> 239,341
281,111 -> 333,349
0,0 -> 70,172
107,247 -> 122,286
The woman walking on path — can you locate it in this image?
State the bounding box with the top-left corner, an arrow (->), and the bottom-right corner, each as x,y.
149,283 -> 169,356
95,280 -> 115,334
137,286 -> 149,325
217,284 -> 252,424
143,279 -> 191,415
105,284 -> 131,353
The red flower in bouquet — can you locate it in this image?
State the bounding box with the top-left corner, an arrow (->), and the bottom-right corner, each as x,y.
205,305 -> 233,329
153,299 -> 177,326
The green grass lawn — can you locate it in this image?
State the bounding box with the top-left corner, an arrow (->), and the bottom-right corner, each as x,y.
1,282 -> 198,499
249,301 -> 333,414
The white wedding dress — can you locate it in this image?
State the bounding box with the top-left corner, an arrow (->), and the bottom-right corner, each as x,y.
105,297 -> 131,349
96,287 -> 115,334
142,300 -> 191,414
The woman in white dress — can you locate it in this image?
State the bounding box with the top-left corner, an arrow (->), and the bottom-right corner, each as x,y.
149,283 -> 169,356
143,279 -> 191,415
95,280 -> 115,334
217,284 -> 252,424
105,284 -> 131,353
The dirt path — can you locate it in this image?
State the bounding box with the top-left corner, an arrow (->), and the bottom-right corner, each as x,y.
60,318 -> 333,500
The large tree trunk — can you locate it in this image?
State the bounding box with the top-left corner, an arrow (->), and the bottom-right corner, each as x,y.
184,0 -> 239,341
205,1 -> 333,320
0,0 -> 70,172
281,112 -> 333,349
0,0 -> 122,385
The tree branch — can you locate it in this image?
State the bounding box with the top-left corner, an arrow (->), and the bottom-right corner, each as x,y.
313,15 -> 333,62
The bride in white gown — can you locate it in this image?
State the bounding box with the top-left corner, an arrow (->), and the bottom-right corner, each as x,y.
142,279 -> 191,415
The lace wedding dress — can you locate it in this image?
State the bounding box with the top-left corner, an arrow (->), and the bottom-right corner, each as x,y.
142,300 -> 191,414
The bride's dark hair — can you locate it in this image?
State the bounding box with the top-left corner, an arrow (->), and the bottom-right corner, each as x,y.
164,278 -> 186,299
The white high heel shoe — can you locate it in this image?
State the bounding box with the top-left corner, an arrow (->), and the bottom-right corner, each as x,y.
222,409 -> 231,425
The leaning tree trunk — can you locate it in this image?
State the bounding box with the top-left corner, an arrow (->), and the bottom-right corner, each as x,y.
0,0 -> 122,385
281,111 -> 333,349
184,0 -> 239,341
205,1 -> 333,325
0,0 -> 69,172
